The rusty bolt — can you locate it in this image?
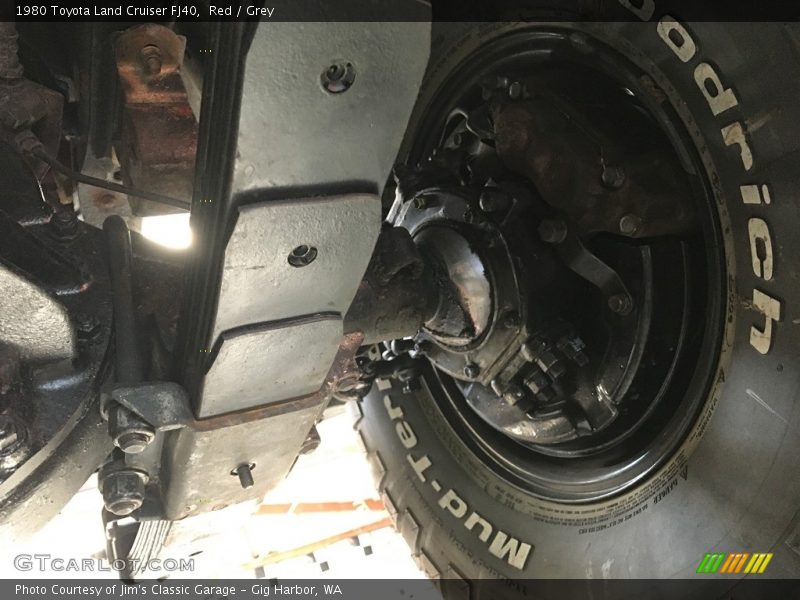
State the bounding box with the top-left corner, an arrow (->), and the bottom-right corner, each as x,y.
140,45 -> 162,75
619,214 -> 642,236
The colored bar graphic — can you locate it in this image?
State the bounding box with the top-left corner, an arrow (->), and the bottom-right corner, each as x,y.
698,552 -> 773,574
697,553 -> 726,573
719,554 -> 736,573
696,553 -> 713,573
719,553 -> 749,573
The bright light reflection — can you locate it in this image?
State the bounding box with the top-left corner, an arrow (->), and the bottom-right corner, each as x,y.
140,212 -> 192,249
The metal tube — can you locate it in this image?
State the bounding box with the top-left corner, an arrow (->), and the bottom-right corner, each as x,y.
33,150 -> 189,210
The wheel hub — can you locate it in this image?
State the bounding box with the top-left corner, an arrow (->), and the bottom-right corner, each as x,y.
381,27 -> 723,469
395,183 -> 643,445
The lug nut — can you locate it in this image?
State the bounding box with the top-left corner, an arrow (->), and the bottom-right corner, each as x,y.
508,81 -> 523,100
538,219 -> 568,244
619,214 -> 642,236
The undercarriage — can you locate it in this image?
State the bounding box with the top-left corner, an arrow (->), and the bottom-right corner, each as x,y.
1,6 -> 799,587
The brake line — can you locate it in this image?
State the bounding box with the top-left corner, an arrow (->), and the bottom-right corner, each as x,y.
31,149 -> 190,211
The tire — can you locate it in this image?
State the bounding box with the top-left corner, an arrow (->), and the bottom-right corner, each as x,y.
353,17 -> 800,590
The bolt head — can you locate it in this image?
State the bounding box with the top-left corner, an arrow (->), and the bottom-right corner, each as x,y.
232,463 -> 255,489
608,294 -> 633,315
321,61 -> 356,94
538,219 -> 568,244
463,363 -> 480,379
140,45 -> 162,76
601,165 -> 626,189
619,214 -> 642,236
108,407 -> 155,454
114,431 -> 153,454
287,244 -> 318,268
478,189 -> 510,213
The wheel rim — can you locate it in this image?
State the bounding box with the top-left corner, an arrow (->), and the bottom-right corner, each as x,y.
393,26 -> 726,502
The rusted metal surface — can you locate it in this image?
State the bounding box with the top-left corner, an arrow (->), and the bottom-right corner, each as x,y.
0,23 -> 63,179
493,87 -> 697,238
115,24 -> 196,215
344,227 -> 433,345
192,331 -> 364,432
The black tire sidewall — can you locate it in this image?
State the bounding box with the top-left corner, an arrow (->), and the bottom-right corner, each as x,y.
360,20 -> 800,580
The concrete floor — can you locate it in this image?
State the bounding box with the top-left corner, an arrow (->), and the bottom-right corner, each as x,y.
1,407 -> 432,584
